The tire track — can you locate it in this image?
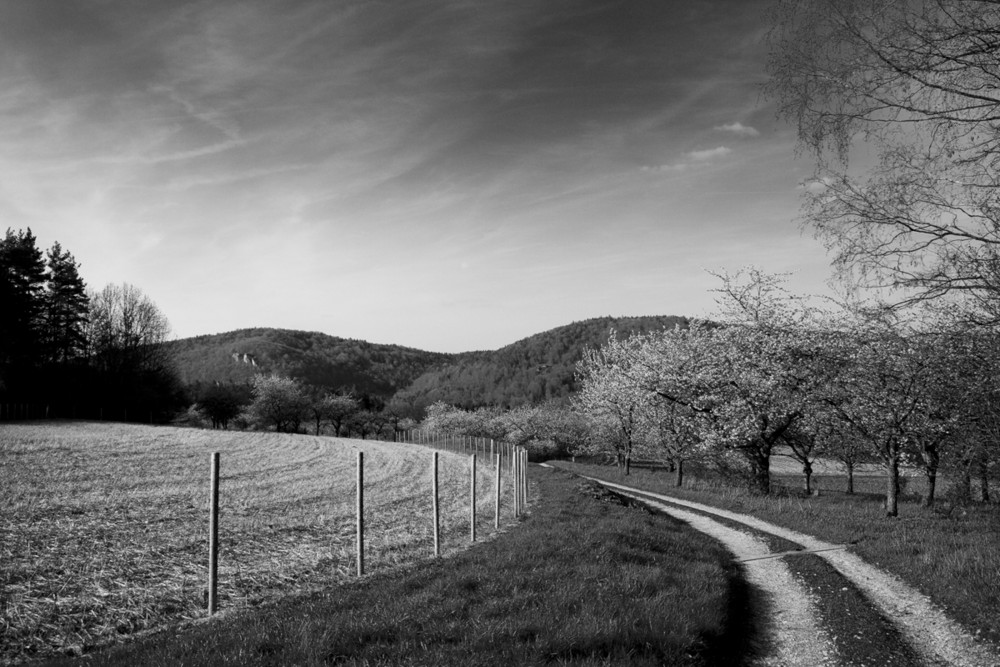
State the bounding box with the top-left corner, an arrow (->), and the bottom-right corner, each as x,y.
616,491 -> 839,666
592,477 -> 1000,667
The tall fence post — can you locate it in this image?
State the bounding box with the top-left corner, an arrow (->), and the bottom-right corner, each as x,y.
432,451 -> 440,557
514,448 -> 521,517
356,450 -> 364,576
521,448 -> 528,510
494,453 -> 501,529
470,454 -> 477,542
208,452 -> 220,615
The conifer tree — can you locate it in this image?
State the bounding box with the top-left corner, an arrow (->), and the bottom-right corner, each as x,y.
0,228 -> 47,369
42,242 -> 89,364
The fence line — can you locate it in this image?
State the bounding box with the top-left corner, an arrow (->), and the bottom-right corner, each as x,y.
200,433 -> 530,614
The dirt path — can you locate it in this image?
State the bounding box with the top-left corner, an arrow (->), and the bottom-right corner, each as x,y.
625,493 -> 839,666
592,477 -> 1000,667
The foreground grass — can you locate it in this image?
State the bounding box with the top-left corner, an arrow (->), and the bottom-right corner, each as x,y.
0,422 -> 506,664
55,465 -> 757,666
556,460 -> 1000,648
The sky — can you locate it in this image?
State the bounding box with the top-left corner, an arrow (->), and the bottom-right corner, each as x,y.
0,0 -> 837,353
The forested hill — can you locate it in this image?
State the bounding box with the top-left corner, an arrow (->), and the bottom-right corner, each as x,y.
167,328 -> 451,397
392,315 -> 688,410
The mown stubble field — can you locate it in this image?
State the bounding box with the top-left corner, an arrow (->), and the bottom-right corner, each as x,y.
0,421 -> 507,665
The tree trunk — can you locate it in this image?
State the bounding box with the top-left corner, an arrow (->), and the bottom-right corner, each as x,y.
675,458 -> 684,488
921,443 -> 939,507
955,462 -> 972,504
624,453 -> 631,476
845,461 -> 855,495
748,449 -> 770,495
924,469 -> 937,508
803,460 -> 813,495
885,457 -> 900,517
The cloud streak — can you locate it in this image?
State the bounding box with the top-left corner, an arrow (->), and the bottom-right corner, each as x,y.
714,121 -> 760,137
688,146 -> 733,161
0,0 -> 834,351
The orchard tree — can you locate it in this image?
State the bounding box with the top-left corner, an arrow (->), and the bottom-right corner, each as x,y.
779,424 -> 822,495
528,402 -> 590,460
766,1 -> 1000,320
576,337 -> 649,474
246,374 -> 309,433
640,398 -> 701,488
806,398 -> 870,495
616,271 -> 831,495
346,410 -> 388,440
423,401 -> 477,437
817,313 -> 951,516
325,394 -> 360,437
198,383 -> 248,430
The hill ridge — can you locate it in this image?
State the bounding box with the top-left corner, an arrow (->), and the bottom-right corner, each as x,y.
167,315 -> 688,409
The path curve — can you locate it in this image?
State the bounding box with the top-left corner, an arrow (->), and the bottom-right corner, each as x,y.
626,493 -> 839,666
591,477 -> 1000,667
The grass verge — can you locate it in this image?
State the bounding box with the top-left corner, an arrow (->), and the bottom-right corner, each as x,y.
50,465 -> 761,666
555,460 -> 1000,649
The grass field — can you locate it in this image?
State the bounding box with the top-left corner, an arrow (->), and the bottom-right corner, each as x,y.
0,421 -> 508,665
555,459 -> 1000,649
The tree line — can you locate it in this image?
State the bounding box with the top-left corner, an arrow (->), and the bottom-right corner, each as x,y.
0,228 -> 183,420
185,375 -> 419,441
575,270 -> 998,517
417,270 -> 998,519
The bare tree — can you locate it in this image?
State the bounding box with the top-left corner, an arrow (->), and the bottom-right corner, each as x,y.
87,283 -> 171,375
766,1 -> 1000,319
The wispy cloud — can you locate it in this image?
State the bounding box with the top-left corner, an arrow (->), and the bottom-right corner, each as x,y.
0,0 -> 837,351
714,121 -> 759,137
688,146 -> 732,161
640,163 -> 688,173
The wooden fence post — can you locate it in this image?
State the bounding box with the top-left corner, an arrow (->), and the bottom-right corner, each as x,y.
514,448 -> 520,517
470,454 -> 477,542
356,451 -> 364,576
208,452 -> 220,615
494,453 -> 501,529
521,448 -> 527,510
432,451 -> 440,557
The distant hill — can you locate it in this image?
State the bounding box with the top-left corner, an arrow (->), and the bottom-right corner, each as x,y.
391,315 -> 689,410
168,316 -> 688,410
166,328 -> 452,398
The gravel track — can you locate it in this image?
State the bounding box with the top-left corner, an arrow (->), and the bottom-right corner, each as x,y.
592,477 -> 1000,667
625,493 -> 839,666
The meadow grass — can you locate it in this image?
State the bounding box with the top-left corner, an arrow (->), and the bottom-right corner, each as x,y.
0,421 -> 507,664
555,460 -> 1000,648
53,466 -> 756,666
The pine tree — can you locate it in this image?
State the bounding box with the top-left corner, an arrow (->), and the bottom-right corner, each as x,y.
42,242 -> 89,364
0,228 -> 47,368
